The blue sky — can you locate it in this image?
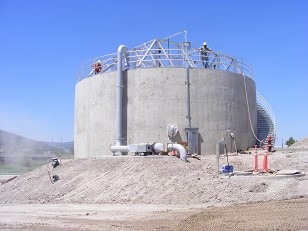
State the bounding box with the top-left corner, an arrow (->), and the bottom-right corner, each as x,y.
0,0 -> 307,144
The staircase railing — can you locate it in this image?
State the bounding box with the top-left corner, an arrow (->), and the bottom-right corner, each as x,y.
256,92 -> 276,138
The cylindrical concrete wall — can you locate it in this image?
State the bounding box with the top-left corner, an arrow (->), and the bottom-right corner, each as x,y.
74,68 -> 257,158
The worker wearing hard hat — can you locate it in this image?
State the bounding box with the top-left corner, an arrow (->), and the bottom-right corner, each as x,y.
199,42 -> 213,68
92,60 -> 102,74
88,60 -> 102,76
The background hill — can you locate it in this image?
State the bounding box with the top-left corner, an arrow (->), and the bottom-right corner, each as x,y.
0,130 -> 73,155
0,130 -> 73,174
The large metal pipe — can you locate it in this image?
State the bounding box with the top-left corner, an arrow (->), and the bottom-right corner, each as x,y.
153,143 -> 187,161
116,45 -> 128,147
186,67 -> 191,128
112,45 -> 187,161
110,145 -> 130,153
171,143 -> 187,161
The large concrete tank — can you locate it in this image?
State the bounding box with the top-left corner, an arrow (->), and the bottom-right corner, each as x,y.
75,68 -> 257,158
74,32 -> 257,158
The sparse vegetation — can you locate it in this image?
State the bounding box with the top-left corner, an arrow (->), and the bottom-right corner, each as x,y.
0,160 -> 49,174
286,137 -> 296,147
0,154 -> 73,174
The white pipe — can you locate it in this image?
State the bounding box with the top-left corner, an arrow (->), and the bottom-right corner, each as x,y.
110,145 -> 130,153
186,68 -> 191,128
116,45 -> 128,147
153,143 -> 187,161
171,144 -> 187,161
152,143 -> 166,153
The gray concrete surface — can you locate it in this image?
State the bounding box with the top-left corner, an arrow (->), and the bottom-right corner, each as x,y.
74,68 -> 257,158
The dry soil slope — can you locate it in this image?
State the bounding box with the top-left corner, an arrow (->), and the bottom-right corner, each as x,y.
0,153 -> 307,205
289,137 -> 308,149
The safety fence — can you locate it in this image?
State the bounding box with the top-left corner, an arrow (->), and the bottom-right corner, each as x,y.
77,32 -> 254,82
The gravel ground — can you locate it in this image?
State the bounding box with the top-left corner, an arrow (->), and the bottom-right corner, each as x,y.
0,148 -> 307,230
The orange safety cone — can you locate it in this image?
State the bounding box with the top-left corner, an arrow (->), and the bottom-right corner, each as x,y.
262,145 -> 268,173
254,145 -> 258,173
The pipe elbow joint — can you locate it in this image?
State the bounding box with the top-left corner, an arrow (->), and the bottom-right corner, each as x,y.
117,45 -> 128,56
170,143 -> 187,161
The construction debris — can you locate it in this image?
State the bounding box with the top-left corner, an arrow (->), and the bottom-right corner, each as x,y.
52,158 -> 61,168
276,169 -> 305,177
0,176 -> 17,185
52,175 -> 60,182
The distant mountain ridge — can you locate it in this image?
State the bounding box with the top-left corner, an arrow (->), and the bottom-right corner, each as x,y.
0,130 -> 73,154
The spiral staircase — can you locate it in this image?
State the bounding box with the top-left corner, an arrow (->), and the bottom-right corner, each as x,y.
256,92 -> 276,146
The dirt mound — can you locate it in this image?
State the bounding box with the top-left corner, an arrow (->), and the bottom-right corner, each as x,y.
289,137 -> 308,149
0,152 -> 308,206
0,152 -> 308,231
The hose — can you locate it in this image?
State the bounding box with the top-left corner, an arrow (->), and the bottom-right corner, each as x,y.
238,64 -> 265,144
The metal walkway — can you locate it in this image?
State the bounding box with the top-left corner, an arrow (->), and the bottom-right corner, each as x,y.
77,31 -> 253,81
